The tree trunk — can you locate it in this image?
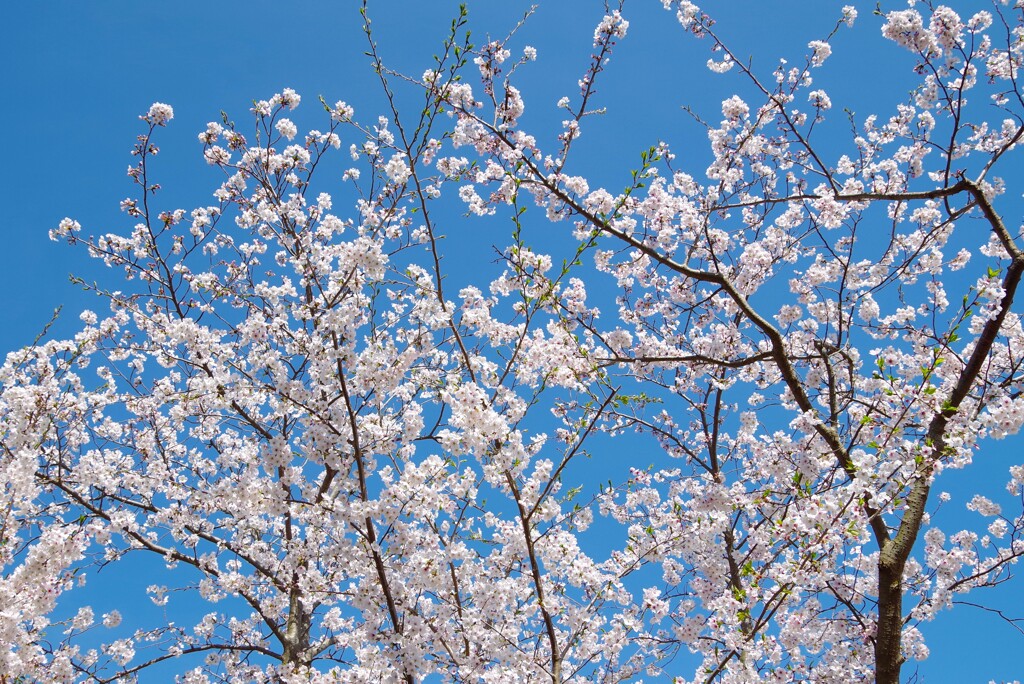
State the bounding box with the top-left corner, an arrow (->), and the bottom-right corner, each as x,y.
282,588 -> 311,668
875,557 -> 904,684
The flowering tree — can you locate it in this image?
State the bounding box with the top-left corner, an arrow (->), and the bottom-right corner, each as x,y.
3,1 -> 1024,682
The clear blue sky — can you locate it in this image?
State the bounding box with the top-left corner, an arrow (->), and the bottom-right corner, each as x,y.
1,2 -> 1021,681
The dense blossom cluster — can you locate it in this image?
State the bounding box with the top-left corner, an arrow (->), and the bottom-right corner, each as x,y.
3,2 -> 1024,683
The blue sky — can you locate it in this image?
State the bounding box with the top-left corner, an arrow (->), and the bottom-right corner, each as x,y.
2,1 -> 1022,681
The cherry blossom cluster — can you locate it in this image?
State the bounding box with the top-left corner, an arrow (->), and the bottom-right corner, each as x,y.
423,1 -> 1024,681
4,2 -> 1024,683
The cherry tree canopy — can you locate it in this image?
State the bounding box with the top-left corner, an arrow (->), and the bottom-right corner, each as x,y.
2,2 -> 1024,683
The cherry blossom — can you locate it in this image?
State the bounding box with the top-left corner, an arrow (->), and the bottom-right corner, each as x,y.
4,3 -> 1024,684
